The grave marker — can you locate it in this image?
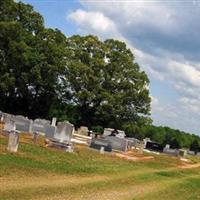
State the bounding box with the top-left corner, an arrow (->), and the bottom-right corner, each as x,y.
7,132 -> 19,152
54,121 -> 74,142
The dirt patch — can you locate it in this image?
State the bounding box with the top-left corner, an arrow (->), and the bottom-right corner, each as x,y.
113,152 -> 154,161
179,162 -> 200,169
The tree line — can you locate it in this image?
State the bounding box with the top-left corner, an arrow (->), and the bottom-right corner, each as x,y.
123,124 -> 200,150
1,0 -> 200,150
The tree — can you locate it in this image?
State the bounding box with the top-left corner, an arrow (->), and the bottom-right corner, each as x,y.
190,140 -> 199,153
169,138 -> 180,149
0,0 -> 67,118
64,35 -> 151,128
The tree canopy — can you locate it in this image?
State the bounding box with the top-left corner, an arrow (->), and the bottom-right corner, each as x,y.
0,0 -> 67,118
64,35 -> 151,128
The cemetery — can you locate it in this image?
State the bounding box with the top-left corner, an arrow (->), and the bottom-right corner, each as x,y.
1,110 -> 200,159
1,0 -> 200,199
1,110 -> 200,200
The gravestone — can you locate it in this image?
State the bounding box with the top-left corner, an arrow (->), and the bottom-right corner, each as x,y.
32,122 -> 46,135
4,119 -> 16,132
51,117 -> 57,127
54,121 -> 74,142
126,137 -> 140,149
90,138 -> 112,152
165,144 -> 170,149
7,132 -> 19,152
103,128 -> 126,138
104,136 -> 128,152
145,141 -> 164,152
138,141 -> 145,154
11,115 -> 32,133
32,132 -> 38,144
45,125 -> 56,139
78,126 -> 89,136
197,152 -> 200,157
143,138 -> 151,148
163,147 -> 179,156
34,118 -> 51,125
179,149 -> 187,157
100,146 -> 105,154
187,150 -> 195,155
32,119 -> 49,133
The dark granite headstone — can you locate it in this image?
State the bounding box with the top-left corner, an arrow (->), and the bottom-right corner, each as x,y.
90,138 -> 112,152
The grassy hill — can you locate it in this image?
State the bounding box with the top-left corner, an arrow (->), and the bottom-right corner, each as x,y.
1,133 -> 200,200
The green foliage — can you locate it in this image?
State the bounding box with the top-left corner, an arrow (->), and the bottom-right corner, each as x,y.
190,140 -> 200,153
64,35 -> 151,128
124,124 -> 200,149
91,126 -> 104,134
0,0 -> 67,118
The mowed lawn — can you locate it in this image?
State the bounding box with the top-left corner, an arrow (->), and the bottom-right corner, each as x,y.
1,134 -> 200,200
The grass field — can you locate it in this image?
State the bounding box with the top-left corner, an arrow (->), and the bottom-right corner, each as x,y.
1,133 -> 200,200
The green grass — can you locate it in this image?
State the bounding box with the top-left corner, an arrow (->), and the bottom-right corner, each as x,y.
1,134 -> 200,200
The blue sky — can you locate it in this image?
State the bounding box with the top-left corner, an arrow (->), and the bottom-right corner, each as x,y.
22,0 -> 200,135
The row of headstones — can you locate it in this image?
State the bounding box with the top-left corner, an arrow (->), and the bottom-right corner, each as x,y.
0,111 -> 74,152
90,136 -> 144,153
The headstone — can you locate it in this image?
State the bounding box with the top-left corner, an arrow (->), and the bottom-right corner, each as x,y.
32,132 -> 38,144
46,138 -> 74,152
54,121 -> 74,142
34,118 -> 51,125
90,138 -> 112,152
32,119 -> 53,136
51,117 -> 57,127
163,147 -> 179,156
32,122 -> 46,135
126,137 -> 140,149
165,144 -> 170,149
104,136 -> 128,152
179,149 -> 187,157
65,145 -> 73,153
146,141 -> 164,152
7,132 -> 19,152
187,150 -> 195,155
143,138 -> 151,148
11,115 -> 32,133
103,128 -> 126,138
4,119 -> 16,132
78,126 -> 89,136
100,146 -> 105,154
138,141 -> 144,154
45,125 -> 56,138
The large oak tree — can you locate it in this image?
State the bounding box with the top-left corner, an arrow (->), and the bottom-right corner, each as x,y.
65,35 -> 151,128
0,0 -> 67,118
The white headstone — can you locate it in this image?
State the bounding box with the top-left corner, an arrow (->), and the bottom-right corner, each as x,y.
165,144 -> 170,149
78,126 -> 89,136
54,121 -> 74,142
100,146 -> 105,154
7,132 -> 19,152
4,119 -> 16,132
51,117 -> 57,127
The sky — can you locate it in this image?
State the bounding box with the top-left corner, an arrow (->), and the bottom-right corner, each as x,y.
22,0 -> 200,135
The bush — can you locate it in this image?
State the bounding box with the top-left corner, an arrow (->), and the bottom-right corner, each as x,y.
91,126 -> 104,134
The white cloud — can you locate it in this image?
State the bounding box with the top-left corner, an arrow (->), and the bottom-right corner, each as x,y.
68,1 -> 200,134
68,9 -> 121,39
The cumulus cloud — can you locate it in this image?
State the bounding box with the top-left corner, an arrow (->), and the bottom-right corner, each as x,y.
68,1 -> 200,134
68,9 -> 122,39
